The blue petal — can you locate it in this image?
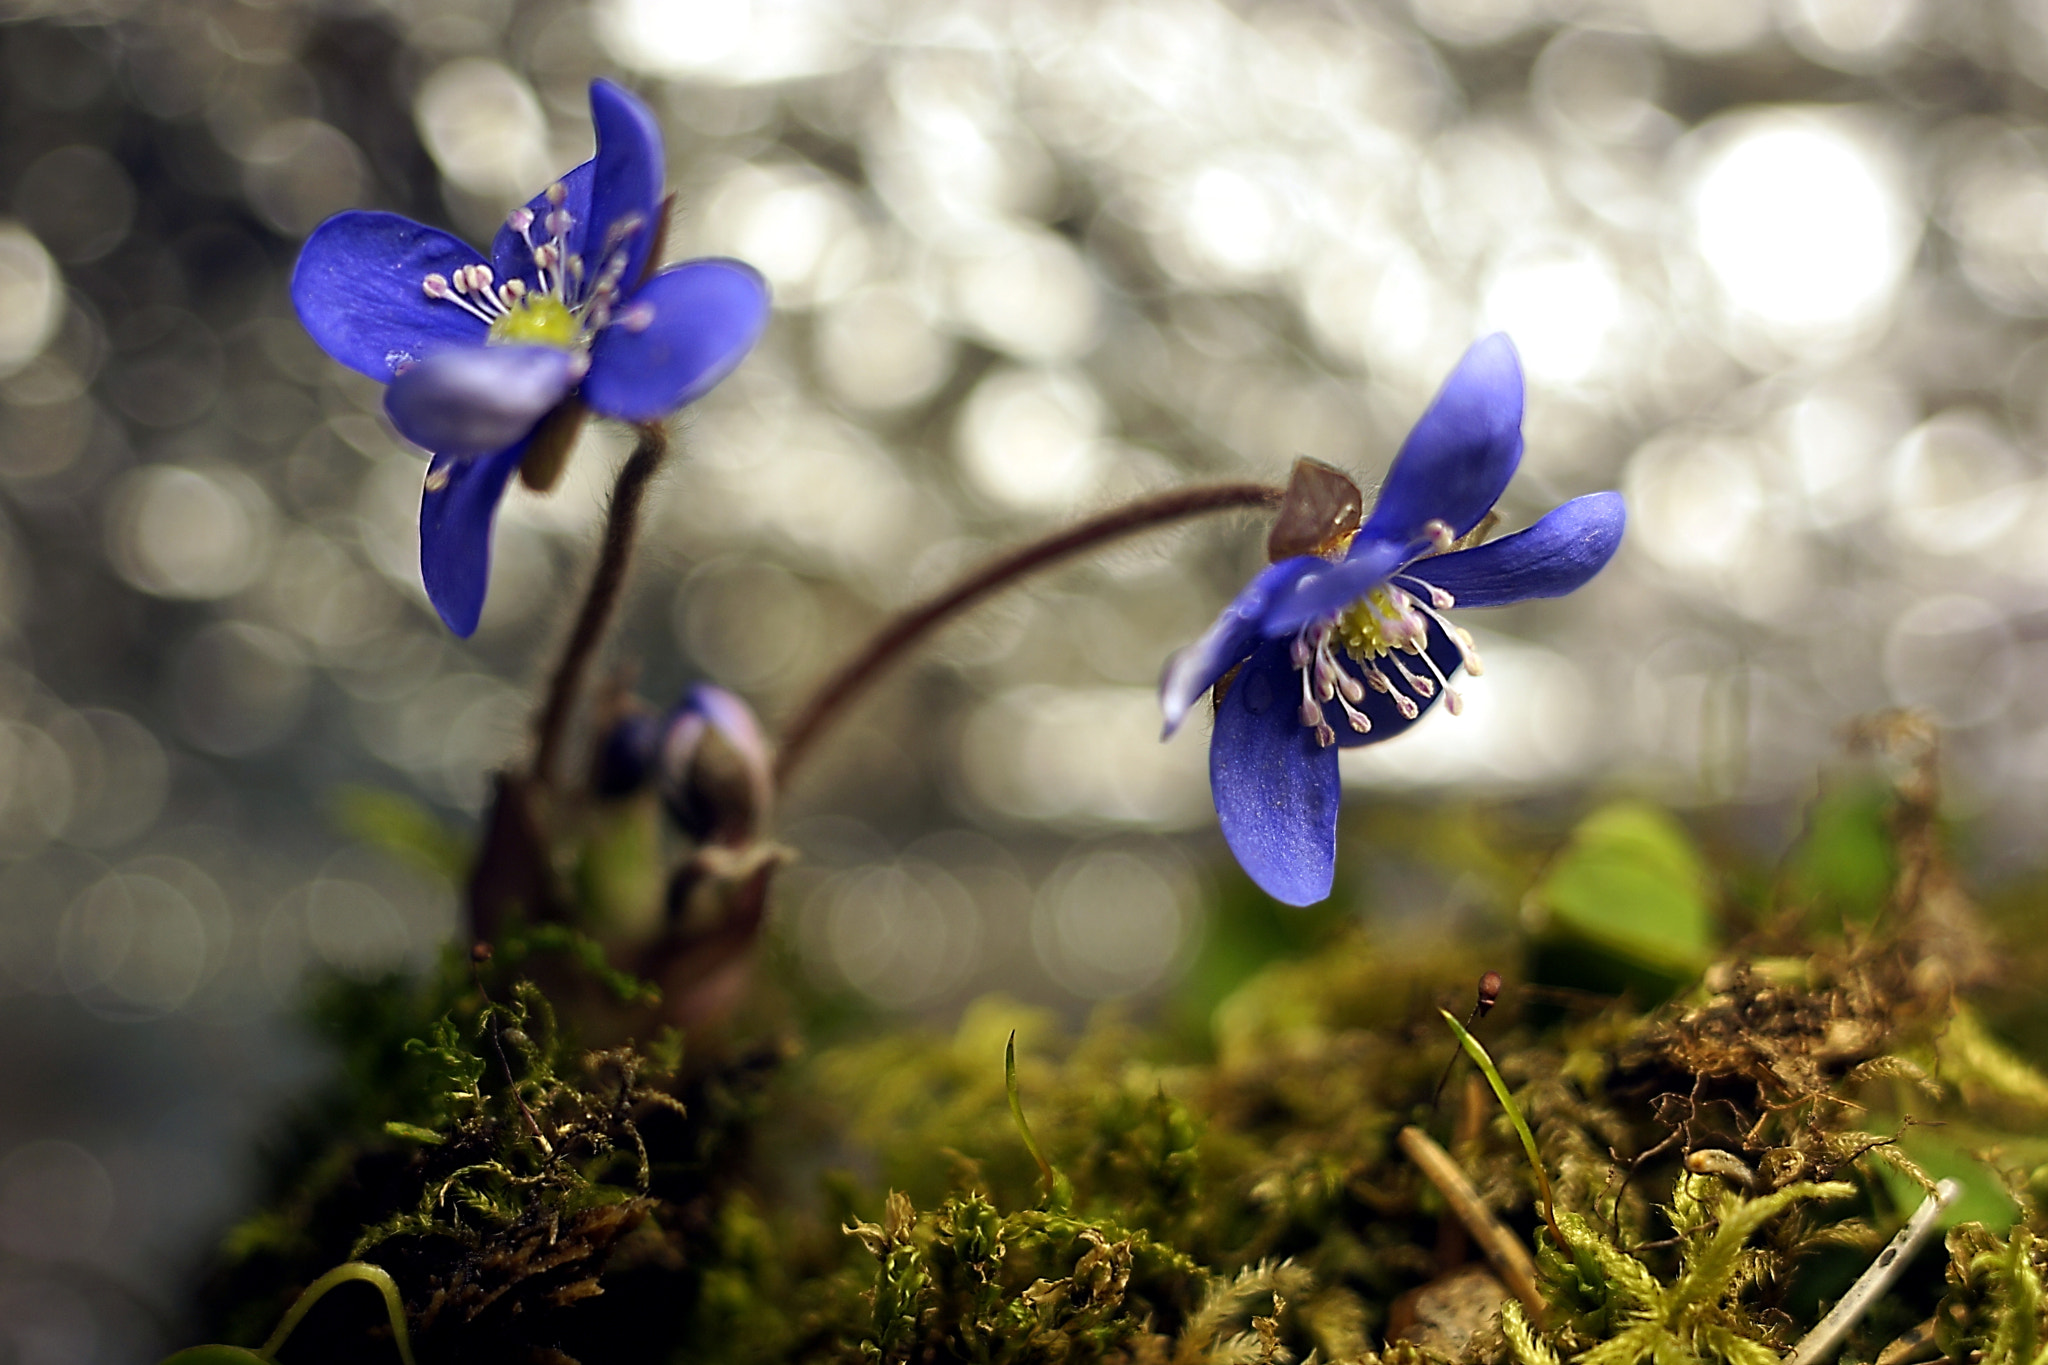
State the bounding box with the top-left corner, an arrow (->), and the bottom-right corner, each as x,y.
1359,334 -> 1524,548
1399,492 -> 1625,608
291,211 -> 488,379
490,159 -> 595,295
1210,639 -> 1341,906
383,346 -> 576,457
1325,628 -> 1467,749
680,683 -> 770,769
585,79 -> 666,296
1256,538 -> 1410,636
419,439 -> 529,637
580,259 -> 770,420
1160,558 -> 1321,737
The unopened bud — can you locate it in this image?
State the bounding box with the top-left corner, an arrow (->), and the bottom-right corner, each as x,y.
657,684 -> 774,848
592,708 -> 662,797
1476,970 -> 1502,1015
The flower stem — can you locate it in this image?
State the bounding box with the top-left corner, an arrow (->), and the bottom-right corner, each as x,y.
531,421 -> 669,788
771,481 -> 1282,789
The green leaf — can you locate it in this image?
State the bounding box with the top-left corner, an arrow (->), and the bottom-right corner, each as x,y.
1782,784 -> 1894,927
1530,802 -> 1715,979
1880,1131 -> 2017,1231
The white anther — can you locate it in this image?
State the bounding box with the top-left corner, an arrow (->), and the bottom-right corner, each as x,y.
500,279 -> 527,304
1391,654 -> 1434,698
1334,668 -> 1364,705
1422,519 -> 1454,553
1362,665 -> 1393,694
507,207 -> 533,233
1291,633 -> 1313,669
1314,719 -> 1336,747
424,465 -> 450,493
533,244 -> 558,270
1299,697 -> 1323,728
1456,627 -> 1484,677
424,269 -> 501,324
618,302 -> 655,333
547,209 -> 574,239
1444,688 -> 1464,716
1391,692 -> 1419,721
546,182 -> 567,206
1398,574 -> 1456,611
1336,690 -> 1372,733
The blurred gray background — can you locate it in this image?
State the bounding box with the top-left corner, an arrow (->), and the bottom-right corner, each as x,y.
2,0 -> 2045,1356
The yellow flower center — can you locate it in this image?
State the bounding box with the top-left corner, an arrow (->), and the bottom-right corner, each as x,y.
1334,587 -> 1412,660
488,294 -> 578,348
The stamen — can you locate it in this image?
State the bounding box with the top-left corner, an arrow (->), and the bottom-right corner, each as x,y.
1298,657 -> 1336,746
546,182 -> 567,207
1407,595 -> 1485,677
423,465 -> 450,493
1397,573 -> 1455,611
1390,653 -> 1435,698
616,302 -> 656,333
1412,639 -> 1464,716
1422,518 -> 1454,553
422,270 -> 500,325
507,206 -> 533,234
547,208 -> 574,240
604,212 -> 646,248
1291,632 -> 1313,669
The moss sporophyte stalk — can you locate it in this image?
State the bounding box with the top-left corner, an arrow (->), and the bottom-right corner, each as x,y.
189,63 -> 2042,1365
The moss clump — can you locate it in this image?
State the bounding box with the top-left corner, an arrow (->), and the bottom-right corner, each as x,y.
193,732 -> 2048,1365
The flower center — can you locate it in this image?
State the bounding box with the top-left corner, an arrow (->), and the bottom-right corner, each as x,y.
416,183 -> 655,358
488,294 -> 578,348
1289,569 -> 1484,749
1335,586 -> 1427,659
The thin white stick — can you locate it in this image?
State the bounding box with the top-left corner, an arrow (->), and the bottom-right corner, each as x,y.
1783,1179 -> 1960,1365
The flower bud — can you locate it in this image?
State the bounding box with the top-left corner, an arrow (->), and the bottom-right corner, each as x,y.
592,707 -> 661,797
656,684 -> 773,848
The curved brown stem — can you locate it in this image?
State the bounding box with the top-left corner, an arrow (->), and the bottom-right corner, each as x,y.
531,421 -> 669,788
773,481 -> 1283,790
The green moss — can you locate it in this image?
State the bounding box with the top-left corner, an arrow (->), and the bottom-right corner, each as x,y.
189,780 -> 2048,1365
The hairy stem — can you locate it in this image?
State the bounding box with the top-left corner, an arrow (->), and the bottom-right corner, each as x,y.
531,422 -> 669,788
773,481 -> 1281,789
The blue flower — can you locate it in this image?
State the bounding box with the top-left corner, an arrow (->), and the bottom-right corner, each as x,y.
291,79 -> 771,636
1158,334 -> 1626,907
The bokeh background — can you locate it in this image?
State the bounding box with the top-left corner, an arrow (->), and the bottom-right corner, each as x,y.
1,0 -> 2045,1355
